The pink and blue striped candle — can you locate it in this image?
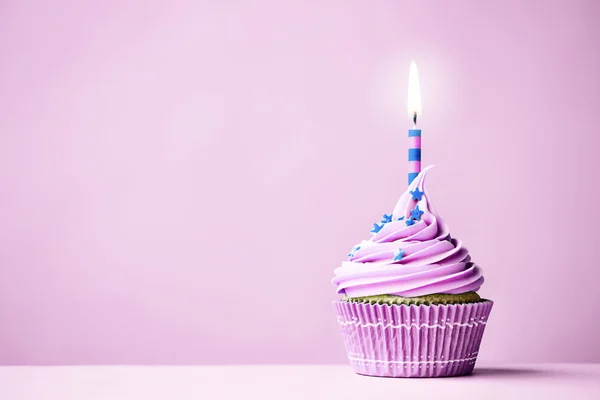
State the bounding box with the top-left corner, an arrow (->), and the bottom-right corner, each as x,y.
408,128 -> 421,185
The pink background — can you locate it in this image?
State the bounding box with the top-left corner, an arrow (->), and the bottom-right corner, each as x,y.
1,0 -> 599,365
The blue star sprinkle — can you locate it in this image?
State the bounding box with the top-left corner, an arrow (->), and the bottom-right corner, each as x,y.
380,213 -> 393,224
393,248 -> 406,261
370,223 -> 384,234
348,246 -> 361,258
410,187 -> 425,201
397,216 -> 405,221
405,218 -> 415,226
410,205 -> 424,221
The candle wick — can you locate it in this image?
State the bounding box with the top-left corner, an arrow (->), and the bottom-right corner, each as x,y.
412,112 -> 418,128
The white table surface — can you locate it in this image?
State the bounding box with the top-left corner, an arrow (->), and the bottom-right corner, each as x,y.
0,364 -> 599,399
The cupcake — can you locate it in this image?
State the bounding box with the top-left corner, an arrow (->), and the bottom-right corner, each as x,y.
332,166 -> 492,378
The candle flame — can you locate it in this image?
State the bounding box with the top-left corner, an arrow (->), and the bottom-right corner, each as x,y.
407,61 -> 422,121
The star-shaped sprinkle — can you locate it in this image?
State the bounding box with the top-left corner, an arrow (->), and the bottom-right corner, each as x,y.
405,219 -> 415,226
410,205 -> 424,221
370,223 -> 384,234
380,213 -> 393,224
397,216 -> 405,221
347,246 -> 361,258
393,248 -> 406,261
410,187 -> 425,201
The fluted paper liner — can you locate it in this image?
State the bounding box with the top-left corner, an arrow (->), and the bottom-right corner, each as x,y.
333,300 -> 493,378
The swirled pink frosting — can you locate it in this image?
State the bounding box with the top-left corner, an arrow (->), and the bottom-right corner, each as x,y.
332,166 -> 484,298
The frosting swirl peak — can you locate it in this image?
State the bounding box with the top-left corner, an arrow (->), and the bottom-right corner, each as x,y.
332,166 -> 484,298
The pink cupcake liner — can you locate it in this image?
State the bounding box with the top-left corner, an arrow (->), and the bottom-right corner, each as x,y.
333,300 -> 493,378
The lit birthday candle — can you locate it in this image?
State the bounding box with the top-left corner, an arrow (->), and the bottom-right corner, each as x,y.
407,61 -> 422,185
